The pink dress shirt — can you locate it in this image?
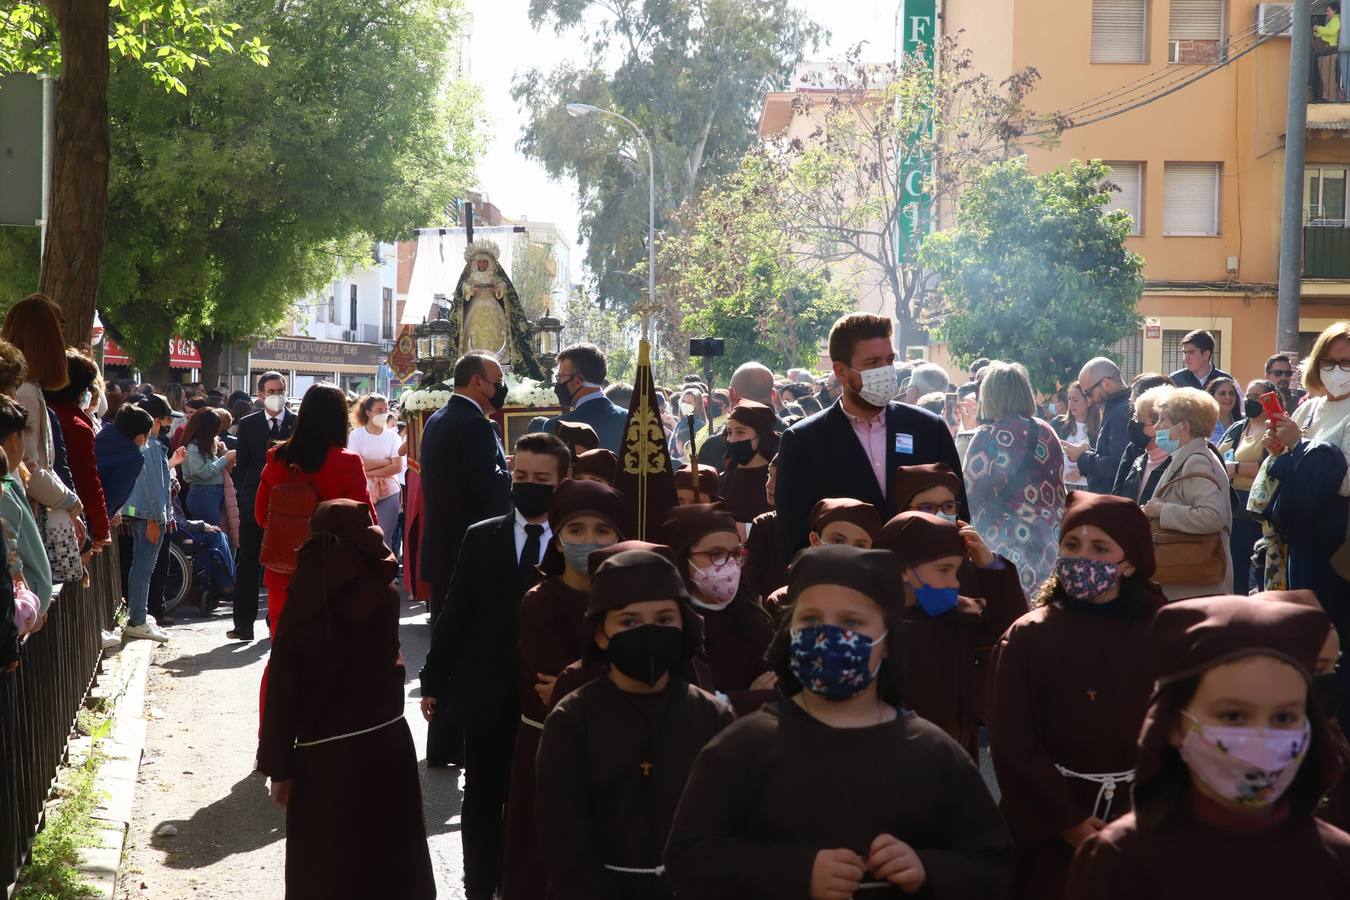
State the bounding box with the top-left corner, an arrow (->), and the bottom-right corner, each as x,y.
843,405 -> 888,495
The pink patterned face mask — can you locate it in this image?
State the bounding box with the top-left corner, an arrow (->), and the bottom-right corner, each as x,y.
1178,711 -> 1310,808
689,559 -> 741,610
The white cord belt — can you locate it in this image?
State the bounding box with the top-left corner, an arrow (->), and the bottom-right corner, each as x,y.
521,714 -> 546,730
1054,765 -> 1135,821
294,715 -> 404,748
603,863 -> 664,876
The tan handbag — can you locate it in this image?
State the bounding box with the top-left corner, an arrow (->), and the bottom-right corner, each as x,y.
1151,471 -> 1228,585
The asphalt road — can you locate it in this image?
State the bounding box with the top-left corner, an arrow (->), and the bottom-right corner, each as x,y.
117,589 -> 468,899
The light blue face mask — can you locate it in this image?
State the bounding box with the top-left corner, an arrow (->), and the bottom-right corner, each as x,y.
938,511 -> 959,525
1154,427 -> 1181,455
562,540 -> 606,573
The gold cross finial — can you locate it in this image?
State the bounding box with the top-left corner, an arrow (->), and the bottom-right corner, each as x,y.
631,289 -> 662,342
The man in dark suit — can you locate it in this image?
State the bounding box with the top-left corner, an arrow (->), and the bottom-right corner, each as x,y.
1066,356 -> 1131,494
775,313 -> 968,561
419,352 -> 514,622
419,432 -> 568,900
527,343 -> 629,454
227,371 -> 295,641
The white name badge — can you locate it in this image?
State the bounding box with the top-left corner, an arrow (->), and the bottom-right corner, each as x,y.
895,433 -> 914,455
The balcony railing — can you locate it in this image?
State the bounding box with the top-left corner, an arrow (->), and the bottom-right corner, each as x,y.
1305,226 -> 1350,278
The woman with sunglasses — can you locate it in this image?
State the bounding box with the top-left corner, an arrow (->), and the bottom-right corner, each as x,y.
1266,321 -> 1350,720
663,503 -> 779,716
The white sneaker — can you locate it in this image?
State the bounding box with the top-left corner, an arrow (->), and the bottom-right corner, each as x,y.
123,623 -> 170,644
101,630 -> 121,650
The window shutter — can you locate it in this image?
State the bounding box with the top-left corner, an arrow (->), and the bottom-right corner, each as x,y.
1163,162 -> 1220,236
1103,162 -> 1143,235
1092,0 -> 1148,63
1169,0 -> 1223,40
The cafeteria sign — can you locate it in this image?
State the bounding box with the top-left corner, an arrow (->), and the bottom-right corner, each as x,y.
896,0 -> 936,261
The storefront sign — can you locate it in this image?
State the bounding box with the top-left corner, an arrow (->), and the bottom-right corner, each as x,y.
103,336 -> 201,369
896,0 -> 936,260
253,337 -> 384,369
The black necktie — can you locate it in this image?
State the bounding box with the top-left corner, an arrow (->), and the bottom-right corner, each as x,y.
520,524 -> 544,577
270,417 -> 279,438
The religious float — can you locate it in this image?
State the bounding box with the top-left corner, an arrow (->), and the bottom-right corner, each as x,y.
391,234 -> 565,603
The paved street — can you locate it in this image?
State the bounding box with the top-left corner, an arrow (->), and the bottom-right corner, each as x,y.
117,591 -> 466,900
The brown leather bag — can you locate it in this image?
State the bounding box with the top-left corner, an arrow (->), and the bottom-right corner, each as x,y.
1150,470 -> 1228,586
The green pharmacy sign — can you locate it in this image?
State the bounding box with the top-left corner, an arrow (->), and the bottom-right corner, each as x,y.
896,0 -> 936,260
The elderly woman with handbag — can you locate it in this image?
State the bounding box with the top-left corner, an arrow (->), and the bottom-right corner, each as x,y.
1142,388 -> 1233,600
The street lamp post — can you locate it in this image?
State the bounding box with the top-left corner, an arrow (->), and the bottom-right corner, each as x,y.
566,102 -> 657,339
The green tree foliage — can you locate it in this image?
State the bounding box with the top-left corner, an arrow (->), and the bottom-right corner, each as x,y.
768,38 -> 1059,348
512,0 -> 821,311
923,157 -> 1145,392
660,152 -> 851,382
511,236 -> 559,326
0,0 -> 269,93
90,0 -> 483,374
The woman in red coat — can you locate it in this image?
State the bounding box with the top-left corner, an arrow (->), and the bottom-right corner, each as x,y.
44,350 -> 111,548
256,383 -> 371,721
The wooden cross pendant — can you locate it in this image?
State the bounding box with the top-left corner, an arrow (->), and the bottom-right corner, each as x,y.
1086,689 -> 1098,702
640,761 -> 653,777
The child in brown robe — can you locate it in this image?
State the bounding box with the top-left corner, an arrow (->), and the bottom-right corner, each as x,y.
875,510 -> 1026,758
1068,595 -> 1350,899
573,448 -> 618,485
675,464 -> 720,505
741,455 -> 786,602
762,497 -> 883,620
663,502 -> 779,715
717,399 -> 778,524
503,479 -> 625,900
536,546 -> 734,900
990,492 -> 1167,900
258,500 -> 433,899
665,544 -> 1012,898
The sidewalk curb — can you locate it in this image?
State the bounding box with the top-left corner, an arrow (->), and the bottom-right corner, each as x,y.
68,640 -> 154,900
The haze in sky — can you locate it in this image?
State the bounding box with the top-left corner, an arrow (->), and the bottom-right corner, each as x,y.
466,0 -> 901,282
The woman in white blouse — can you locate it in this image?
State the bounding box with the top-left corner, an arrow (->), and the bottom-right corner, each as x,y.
347,393 -> 404,554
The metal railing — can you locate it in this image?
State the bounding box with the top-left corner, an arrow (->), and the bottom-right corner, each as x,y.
1305,225 -> 1350,278
0,547 -> 121,892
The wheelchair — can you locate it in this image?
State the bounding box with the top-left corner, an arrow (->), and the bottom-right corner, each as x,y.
162,527 -> 235,615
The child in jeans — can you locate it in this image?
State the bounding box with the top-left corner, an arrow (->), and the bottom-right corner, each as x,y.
122,395 -> 186,643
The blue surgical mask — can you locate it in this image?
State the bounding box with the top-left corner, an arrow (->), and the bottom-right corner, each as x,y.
788,624 -> 888,701
914,582 -> 959,617
938,511 -> 959,526
562,540 -> 606,573
1154,427 -> 1181,455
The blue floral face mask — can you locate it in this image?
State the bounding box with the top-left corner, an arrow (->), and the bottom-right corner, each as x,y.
789,624 -> 888,701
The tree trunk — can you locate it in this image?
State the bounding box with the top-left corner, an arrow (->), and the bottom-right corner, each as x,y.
39,1 -> 111,348
142,355 -> 172,390
197,333 -> 226,388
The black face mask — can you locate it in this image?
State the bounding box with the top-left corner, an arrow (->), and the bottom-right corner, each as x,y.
553,377 -> 577,411
1244,398 -> 1264,421
1127,418 -> 1150,448
604,624 -> 686,686
1314,672 -> 1341,718
726,438 -> 756,467
511,482 -> 555,520
488,379 -> 509,412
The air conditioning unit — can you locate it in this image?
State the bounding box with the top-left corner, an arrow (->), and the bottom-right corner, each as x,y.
341,329 -> 357,343
1257,3 -> 1293,37
1168,40 -> 1183,63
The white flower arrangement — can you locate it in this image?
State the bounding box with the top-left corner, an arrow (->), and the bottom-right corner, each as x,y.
399,388 -> 451,413
504,375 -> 557,409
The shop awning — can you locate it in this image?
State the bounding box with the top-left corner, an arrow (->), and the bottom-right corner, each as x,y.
102,336 -> 202,369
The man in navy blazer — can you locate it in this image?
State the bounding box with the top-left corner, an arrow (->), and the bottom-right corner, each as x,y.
419,352 -> 513,622
775,313 -> 969,561
527,343 -> 629,454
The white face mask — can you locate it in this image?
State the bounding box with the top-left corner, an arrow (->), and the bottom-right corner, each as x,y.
368,417 -> 385,432
79,391 -> 92,410
1323,367 -> 1350,399
264,395 -> 285,414
851,366 -> 897,408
